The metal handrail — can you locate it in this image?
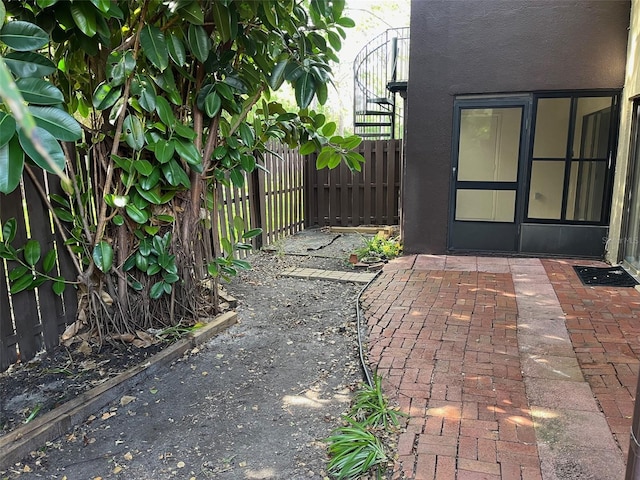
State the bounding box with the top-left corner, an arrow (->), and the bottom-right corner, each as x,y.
353,27 -> 410,138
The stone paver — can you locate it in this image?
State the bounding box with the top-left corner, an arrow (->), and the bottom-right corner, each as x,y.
281,267 -> 377,284
363,255 -> 638,479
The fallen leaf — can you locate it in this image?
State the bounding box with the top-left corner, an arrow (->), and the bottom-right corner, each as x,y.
177,461 -> 185,468
149,387 -> 158,394
113,466 -> 122,474
124,452 -> 133,461
101,412 -> 116,420
239,461 -> 247,467
120,395 -> 137,406
77,341 -> 92,355
23,465 -> 32,472
201,371 -> 208,376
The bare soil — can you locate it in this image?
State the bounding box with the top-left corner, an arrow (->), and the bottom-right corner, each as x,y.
1,230 -> 388,479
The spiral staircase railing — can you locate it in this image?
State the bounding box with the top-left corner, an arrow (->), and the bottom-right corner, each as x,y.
353,27 -> 410,139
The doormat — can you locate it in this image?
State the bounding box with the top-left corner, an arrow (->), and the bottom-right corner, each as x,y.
573,266 -> 639,287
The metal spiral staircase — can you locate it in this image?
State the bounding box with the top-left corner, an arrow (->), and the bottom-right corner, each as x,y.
353,27 -> 410,139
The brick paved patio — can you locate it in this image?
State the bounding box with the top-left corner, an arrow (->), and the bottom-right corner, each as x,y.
362,255 -> 640,480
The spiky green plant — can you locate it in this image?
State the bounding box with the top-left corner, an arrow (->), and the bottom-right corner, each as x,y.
326,417 -> 386,480
326,375 -> 407,479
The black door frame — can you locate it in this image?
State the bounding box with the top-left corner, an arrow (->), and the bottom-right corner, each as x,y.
448,96 -> 532,252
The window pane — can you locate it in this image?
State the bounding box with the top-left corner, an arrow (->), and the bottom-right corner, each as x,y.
572,97 -> 612,159
565,161 -> 606,222
528,161 -> 565,219
455,189 -> 516,222
533,98 -> 570,158
457,108 -> 521,182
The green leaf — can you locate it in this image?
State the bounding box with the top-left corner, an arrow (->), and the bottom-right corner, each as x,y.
17,126 -> 66,174
211,0 -> 233,42
268,60 -> 288,90
162,159 -> 191,187
90,0 -> 111,13
107,51 -> 136,86
3,52 -> 56,78
316,81 -> 328,105
322,121 -> 337,136
2,218 -> 17,243
187,24 -> 211,63
43,249 -> 57,273
242,228 -> 262,239
175,138 -> 202,166
167,33 -> 187,66
135,186 -> 163,205
92,82 -> 122,110
299,141 -> 316,156
238,123 -> 255,147
133,159 -> 154,176
52,277 -> 65,295
140,25 -> 169,72
154,140 -> 174,164
229,167 -> 244,188
125,204 -> 149,224
70,2 -> 97,37
138,79 -> 156,112
92,240 -> 113,272
155,96 -> 176,126
327,31 -> 341,51
10,273 -> 34,294
0,3 -> 5,28
0,135 -> 24,194
113,214 -> 124,226
29,106 -> 82,141
123,115 -> 145,150
178,2 -> 205,25
295,72 -> 316,109
16,78 -> 64,105
204,91 -> 222,117
0,113 -> 16,149
173,122 -> 196,140
24,239 -> 41,266
150,281 -> 165,299
53,207 -> 74,222
336,17 -> 356,28
328,151 -> 342,169
316,147 -> 332,169
0,21 -> 48,51
9,265 -> 29,281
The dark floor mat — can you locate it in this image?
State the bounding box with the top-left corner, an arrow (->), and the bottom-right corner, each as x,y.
573,265 -> 639,287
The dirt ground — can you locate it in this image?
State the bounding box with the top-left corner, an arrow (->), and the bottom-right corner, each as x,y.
1,230 -> 386,479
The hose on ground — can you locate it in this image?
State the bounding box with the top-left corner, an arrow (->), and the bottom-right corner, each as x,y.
355,269 -> 382,388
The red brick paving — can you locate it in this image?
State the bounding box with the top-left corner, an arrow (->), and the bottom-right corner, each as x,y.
542,259 -> 640,455
363,255 -> 640,479
364,261 -> 542,480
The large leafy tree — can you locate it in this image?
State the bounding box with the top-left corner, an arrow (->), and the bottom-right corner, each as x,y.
0,0 -> 362,338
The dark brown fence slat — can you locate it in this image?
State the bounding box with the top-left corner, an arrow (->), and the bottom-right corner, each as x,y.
303,140 -> 401,228
22,171 -> 60,352
47,176 -> 77,332
2,185 -> 42,363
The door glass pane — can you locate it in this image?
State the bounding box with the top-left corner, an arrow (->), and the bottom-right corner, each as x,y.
457,108 -> 521,182
455,189 -> 516,222
528,161 -> 565,219
572,97 -> 612,159
533,98 -> 570,158
565,161 -> 606,222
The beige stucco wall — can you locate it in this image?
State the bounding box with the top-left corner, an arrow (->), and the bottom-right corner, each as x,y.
607,0 -> 640,263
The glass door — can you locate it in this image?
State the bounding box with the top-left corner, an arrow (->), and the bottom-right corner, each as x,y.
449,98 -> 530,251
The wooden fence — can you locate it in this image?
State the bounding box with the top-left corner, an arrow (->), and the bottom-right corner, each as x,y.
305,140 -> 402,227
0,172 -> 78,372
1,140 -> 400,371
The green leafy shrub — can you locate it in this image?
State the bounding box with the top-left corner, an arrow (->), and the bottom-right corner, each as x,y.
355,233 -> 402,261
